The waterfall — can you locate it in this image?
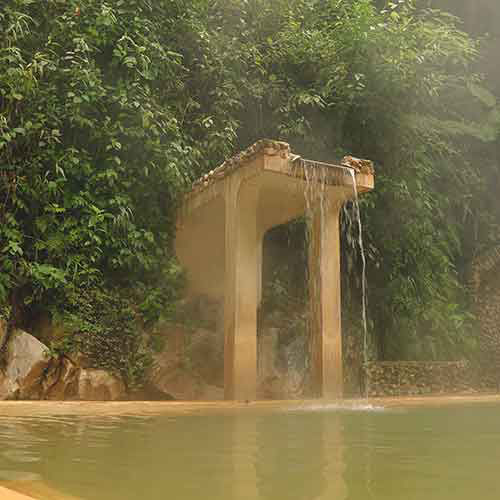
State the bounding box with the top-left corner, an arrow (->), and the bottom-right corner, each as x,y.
299,159 -> 369,394
347,169 -> 369,370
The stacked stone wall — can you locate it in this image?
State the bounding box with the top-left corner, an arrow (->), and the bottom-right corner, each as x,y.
470,248 -> 500,388
363,361 -> 475,397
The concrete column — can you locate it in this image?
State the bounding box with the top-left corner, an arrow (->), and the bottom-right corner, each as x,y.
224,176 -> 260,400
309,201 -> 343,399
256,229 -> 264,308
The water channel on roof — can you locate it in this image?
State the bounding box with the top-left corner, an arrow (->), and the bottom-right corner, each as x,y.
0,400 -> 499,500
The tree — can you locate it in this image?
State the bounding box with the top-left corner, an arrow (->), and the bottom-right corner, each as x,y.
0,0 -> 484,372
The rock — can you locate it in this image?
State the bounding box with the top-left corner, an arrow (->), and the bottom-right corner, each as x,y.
257,324 -> 308,399
45,357 -> 79,400
283,334 -> 307,397
258,375 -> 285,399
200,384 -> 224,400
178,296 -> 223,332
128,382 -> 176,401
2,330 -> 51,400
150,355 -> 202,400
341,155 -> 374,174
40,358 -> 61,393
66,351 -> 92,369
186,328 -> 223,387
148,323 -> 225,400
0,373 -> 16,400
77,369 -> 126,401
0,318 -> 7,351
258,328 -> 279,381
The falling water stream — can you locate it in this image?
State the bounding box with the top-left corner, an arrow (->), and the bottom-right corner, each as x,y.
347,169 -> 369,368
300,159 -> 369,382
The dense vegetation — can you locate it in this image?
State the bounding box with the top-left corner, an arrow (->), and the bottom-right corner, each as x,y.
1,0 -> 497,379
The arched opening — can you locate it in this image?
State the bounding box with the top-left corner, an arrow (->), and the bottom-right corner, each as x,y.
257,220 -> 310,399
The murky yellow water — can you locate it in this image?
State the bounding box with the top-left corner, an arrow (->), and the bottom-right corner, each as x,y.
1,398 -> 500,500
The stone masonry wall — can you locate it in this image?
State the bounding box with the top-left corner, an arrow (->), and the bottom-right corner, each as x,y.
470,246 -> 500,388
363,361 -> 475,397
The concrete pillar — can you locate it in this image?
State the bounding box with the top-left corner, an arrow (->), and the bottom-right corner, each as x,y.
224,176 -> 260,400
257,230 -> 264,308
309,201 -> 343,398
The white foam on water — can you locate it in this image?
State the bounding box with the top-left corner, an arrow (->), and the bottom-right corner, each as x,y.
288,402 -> 386,413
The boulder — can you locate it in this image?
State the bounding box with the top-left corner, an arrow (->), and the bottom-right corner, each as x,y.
44,357 -> 79,400
0,373 -> 16,400
258,375 -> 285,399
77,369 -> 126,401
186,328 -> 224,387
256,325 -> 308,399
0,329 -> 126,401
200,384 -> 224,401
283,334 -> 308,397
1,330 -> 51,399
150,361 -> 202,400
0,318 -> 7,351
128,382 -> 176,401
258,328 -> 279,381
150,337 -> 202,400
149,326 -> 224,400
66,351 -> 92,369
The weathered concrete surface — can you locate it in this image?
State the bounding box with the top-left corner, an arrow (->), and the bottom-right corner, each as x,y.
175,139 -> 374,400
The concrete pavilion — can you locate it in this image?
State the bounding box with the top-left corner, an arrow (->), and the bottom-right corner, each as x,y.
175,140 -> 374,400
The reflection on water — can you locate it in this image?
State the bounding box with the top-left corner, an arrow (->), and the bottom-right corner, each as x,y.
0,404 -> 500,500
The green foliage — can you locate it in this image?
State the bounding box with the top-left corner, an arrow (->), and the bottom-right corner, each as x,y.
0,0 -> 193,308
0,0 -> 488,365
51,286 -> 150,386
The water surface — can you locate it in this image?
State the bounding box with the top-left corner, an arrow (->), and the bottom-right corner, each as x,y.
1,401 -> 499,500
